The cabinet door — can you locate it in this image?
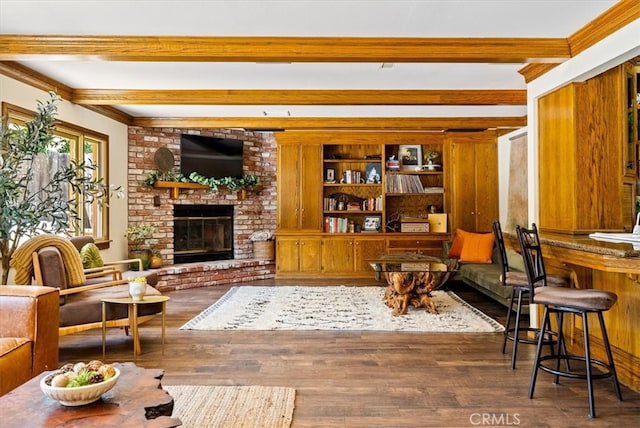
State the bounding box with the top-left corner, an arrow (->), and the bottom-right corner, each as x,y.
451,142 -> 477,232
277,145 -> 301,230
299,144 -> 323,230
276,237 -> 301,273
322,238 -> 355,273
474,141 -> 498,232
299,238 -> 322,273
354,237 -> 386,274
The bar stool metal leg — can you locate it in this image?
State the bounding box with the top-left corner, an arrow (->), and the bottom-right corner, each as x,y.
598,312 -> 622,401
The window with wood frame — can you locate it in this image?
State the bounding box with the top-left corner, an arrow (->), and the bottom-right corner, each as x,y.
2,102 -> 113,245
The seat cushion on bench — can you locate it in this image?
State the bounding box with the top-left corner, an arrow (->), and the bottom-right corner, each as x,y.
458,263 -> 512,302
59,284 -> 162,328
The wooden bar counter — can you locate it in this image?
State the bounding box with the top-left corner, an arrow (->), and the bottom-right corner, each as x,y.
522,232 -> 640,393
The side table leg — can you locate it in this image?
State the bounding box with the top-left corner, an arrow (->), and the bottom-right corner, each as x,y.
102,301 -> 107,361
161,301 -> 166,355
132,303 -> 141,357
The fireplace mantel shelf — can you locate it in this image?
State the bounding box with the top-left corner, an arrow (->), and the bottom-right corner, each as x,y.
153,181 -> 209,198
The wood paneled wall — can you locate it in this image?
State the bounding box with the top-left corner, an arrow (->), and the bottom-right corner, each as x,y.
538,66 -> 625,234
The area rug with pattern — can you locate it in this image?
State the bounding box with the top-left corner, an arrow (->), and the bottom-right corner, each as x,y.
164,384 -> 295,428
180,286 -> 504,333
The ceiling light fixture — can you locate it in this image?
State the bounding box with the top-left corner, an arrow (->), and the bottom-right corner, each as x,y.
262,110 -> 291,117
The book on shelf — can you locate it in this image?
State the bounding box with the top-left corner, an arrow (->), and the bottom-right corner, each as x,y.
342,170 -> 362,184
324,216 -> 350,233
361,195 -> 383,211
385,174 -> 424,193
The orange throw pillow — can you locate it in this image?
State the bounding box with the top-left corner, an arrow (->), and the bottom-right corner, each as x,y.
459,232 -> 495,263
447,229 -> 468,258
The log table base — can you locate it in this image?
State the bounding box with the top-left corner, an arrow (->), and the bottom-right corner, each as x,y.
370,253 -> 457,316
0,362 -> 181,427
384,271 -> 441,316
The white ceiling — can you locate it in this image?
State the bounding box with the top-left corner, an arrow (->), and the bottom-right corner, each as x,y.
0,0 -> 621,119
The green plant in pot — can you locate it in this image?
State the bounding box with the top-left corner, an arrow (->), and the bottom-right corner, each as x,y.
126,224 -> 157,270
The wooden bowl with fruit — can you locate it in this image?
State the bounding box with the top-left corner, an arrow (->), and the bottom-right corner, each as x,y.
40,360 -> 120,406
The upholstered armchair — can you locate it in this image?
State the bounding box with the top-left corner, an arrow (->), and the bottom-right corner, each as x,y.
0,285 -> 59,396
10,234 -> 162,336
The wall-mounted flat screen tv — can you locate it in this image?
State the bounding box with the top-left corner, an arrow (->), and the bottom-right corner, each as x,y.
180,134 -> 244,179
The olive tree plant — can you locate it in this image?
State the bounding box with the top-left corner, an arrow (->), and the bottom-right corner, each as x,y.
0,93 -> 119,284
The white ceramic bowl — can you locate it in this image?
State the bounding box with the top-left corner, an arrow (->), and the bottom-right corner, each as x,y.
40,367 -> 120,406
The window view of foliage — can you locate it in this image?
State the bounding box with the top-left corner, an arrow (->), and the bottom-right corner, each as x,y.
0,93 -> 119,284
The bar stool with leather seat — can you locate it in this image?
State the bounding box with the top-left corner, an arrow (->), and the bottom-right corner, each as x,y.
516,223 -> 622,418
492,221 -> 566,369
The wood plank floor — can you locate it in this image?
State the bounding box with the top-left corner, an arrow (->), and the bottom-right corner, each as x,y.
59,279 -> 640,427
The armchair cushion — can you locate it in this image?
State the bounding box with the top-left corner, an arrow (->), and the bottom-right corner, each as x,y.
80,243 -> 104,269
60,283 -> 162,327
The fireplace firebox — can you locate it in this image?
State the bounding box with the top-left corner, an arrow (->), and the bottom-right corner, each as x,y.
174,205 -> 233,263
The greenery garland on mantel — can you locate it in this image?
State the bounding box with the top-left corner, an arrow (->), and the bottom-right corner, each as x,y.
145,170 -> 259,193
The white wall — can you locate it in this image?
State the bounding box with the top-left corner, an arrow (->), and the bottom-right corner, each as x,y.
497,128 -> 527,224
0,75 -> 130,264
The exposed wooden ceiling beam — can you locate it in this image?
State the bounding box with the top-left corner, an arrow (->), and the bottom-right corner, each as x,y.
0,36 -> 569,63
72,89 -> 527,106
131,116 -> 527,130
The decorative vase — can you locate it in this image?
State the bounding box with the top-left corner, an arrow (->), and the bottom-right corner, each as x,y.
128,279 -> 146,301
149,254 -> 163,269
129,249 -> 151,270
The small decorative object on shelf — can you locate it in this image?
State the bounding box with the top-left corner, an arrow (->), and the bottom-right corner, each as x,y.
399,145 -> 422,171
363,215 -> 382,232
423,151 -> 441,171
365,163 -> 381,183
386,155 -> 400,171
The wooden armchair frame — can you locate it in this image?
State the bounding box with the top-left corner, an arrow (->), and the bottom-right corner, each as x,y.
31,252 -> 157,336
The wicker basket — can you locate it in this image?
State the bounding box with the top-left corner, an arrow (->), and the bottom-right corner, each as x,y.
253,240 -> 275,260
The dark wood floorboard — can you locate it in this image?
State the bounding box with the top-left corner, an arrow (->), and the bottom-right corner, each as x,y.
59,279 -> 640,427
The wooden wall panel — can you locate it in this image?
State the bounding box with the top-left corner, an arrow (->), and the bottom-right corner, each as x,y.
538,84 -> 578,232
575,66 -> 624,231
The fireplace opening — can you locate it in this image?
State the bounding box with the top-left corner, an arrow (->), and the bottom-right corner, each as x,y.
174,205 -> 233,263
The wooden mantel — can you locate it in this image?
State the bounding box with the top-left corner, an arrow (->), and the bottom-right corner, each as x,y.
152,181 -> 209,199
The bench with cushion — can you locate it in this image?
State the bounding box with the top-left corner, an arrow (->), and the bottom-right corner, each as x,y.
445,229 -> 526,308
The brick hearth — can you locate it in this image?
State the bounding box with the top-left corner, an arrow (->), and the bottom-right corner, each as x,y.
128,126 -> 277,289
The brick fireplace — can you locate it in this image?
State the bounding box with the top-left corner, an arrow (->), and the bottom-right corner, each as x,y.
127,126 -> 277,291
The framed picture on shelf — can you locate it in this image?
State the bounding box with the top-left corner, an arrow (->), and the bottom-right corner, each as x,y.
325,168 -> 336,183
365,163 -> 381,183
399,145 -> 422,170
363,215 -> 382,232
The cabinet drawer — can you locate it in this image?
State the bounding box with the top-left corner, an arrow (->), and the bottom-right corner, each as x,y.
387,239 -> 441,248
